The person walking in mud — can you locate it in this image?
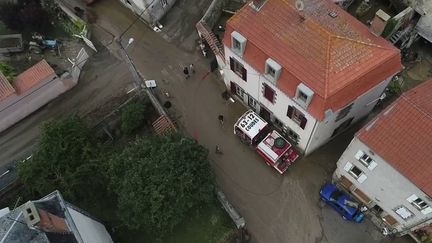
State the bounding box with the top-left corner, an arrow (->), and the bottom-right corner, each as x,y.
189,64 -> 195,74
218,115 -> 224,127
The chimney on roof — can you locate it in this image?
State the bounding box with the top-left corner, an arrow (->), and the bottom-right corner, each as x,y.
22,201 -> 41,228
369,9 -> 391,36
22,201 -> 70,233
251,0 -> 266,11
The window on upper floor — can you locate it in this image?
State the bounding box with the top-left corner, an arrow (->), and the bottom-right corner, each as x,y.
233,38 -> 241,50
231,31 -> 247,56
263,83 -> 275,103
264,58 -> 282,84
354,150 -> 377,171
287,105 -> 307,129
343,162 -> 367,183
413,198 -> 428,210
349,166 -> 363,179
295,83 -> 314,109
394,206 -> 413,220
229,57 -> 247,81
298,90 -> 308,103
407,194 -> 432,214
335,103 -> 354,122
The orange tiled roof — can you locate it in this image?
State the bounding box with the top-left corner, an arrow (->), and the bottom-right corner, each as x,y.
224,0 -> 402,119
357,80 -> 432,196
0,72 -> 15,101
13,59 -> 55,94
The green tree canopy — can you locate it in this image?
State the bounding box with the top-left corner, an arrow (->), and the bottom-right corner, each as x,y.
17,116 -> 107,203
121,100 -> 147,134
107,134 -> 214,236
0,0 -> 52,33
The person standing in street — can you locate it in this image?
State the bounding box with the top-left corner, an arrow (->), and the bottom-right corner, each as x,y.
189,64 -> 195,74
218,115 -> 224,127
183,66 -> 190,79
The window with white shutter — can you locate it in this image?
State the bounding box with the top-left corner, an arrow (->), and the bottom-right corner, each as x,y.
407,194 -> 432,214
357,174 -> 367,183
344,162 -> 366,182
394,206 -> 413,220
355,150 -> 377,171
344,162 -> 353,172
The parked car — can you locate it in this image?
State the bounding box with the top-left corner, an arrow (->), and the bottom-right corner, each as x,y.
320,183 -> 365,223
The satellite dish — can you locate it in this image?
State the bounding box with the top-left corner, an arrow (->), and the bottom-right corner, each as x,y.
295,0 -> 304,11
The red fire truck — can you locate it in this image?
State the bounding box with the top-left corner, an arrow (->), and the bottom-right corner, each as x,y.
234,110 -> 299,174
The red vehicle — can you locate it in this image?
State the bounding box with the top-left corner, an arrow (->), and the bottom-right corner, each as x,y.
234,110 -> 299,174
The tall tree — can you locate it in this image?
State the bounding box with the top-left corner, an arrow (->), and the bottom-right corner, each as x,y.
17,116 -> 107,203
107,134 -> 214,237
0,0 -> 51,32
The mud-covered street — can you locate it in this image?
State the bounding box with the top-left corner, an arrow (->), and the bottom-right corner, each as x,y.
0,0 -> 417,242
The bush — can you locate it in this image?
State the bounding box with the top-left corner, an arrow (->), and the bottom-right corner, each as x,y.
0,61 -> 16,82
121,100 -> 146,134
386,78 -> 403,97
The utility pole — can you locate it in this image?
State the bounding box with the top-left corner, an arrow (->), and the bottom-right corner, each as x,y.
118,38 -> 167,116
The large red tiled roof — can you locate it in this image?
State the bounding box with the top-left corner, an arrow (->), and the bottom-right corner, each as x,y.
0,71 -> 15,101
357,80 -> 432,196
224,0 -> 402,119
13,59 -> 55,94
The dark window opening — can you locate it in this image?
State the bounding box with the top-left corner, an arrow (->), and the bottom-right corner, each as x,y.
233,39 -> 241,51
230,57 -> 247,81
287,105 -> 307,129
263,84 -> 275,103
349,166 -> 363,178
335,103 -> 354,122
297,90 -> 308,103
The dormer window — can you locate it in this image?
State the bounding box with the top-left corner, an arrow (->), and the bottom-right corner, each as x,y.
231,31 -> 247,56
233,39 -> 241,50
295,83 -> 314,109
264,58 -> 281,84
298,90 -> 308,103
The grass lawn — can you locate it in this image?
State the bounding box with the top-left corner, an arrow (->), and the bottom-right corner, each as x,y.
113,202 -> 236,243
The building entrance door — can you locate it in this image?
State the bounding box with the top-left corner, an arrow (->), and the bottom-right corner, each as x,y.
259,106 -> 271,122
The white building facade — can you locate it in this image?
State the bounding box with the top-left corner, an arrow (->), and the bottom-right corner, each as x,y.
334,137 -> 432,235
224,45 -> 395,154
333,79 -> 432,236
222,0 -> 402,155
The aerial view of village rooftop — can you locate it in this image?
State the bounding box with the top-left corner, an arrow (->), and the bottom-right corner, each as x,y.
0,0 -> 431,242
